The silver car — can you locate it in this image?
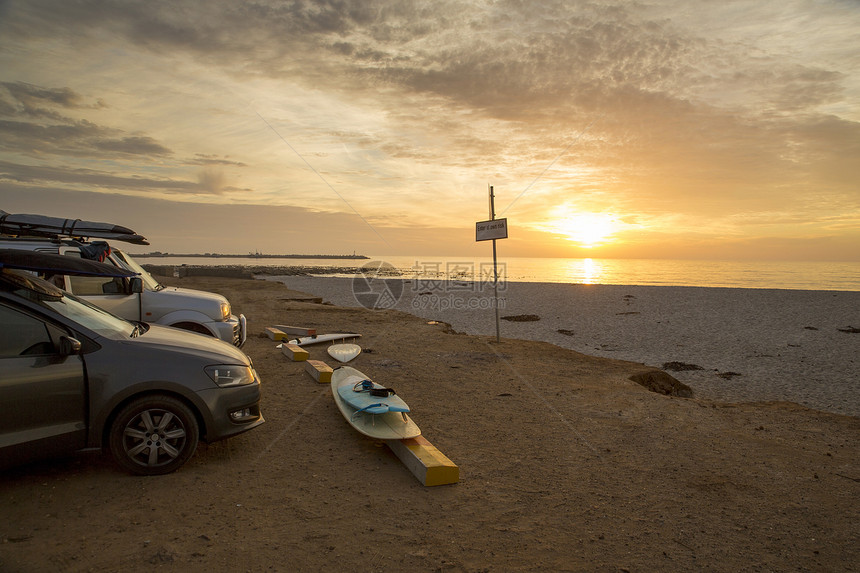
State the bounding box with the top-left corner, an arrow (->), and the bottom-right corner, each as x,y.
0,252 -> 263,475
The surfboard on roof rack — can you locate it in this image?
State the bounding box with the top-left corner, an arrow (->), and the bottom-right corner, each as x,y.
0,248 -> 140,278
0,211 -> 149,245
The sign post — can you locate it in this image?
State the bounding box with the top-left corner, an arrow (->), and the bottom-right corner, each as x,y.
475,185 -> 507,343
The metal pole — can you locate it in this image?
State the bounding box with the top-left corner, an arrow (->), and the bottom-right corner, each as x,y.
492,238 -> 500,343
489,185 -> 501,343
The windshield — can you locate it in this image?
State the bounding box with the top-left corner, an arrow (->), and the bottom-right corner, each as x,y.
112,249 -> 163,291
18,283 -> 137,338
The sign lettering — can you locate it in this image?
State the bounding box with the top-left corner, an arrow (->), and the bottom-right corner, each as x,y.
476,218 -> 508,241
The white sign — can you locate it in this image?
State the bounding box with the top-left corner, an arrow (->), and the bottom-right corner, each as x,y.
476,218 -> 508,241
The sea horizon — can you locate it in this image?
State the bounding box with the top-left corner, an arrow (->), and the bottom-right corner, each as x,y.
134,253 -> 860,292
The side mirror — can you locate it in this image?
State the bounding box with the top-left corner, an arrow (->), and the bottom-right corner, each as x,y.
59,336 -> 82,356
128,277 -> 143,294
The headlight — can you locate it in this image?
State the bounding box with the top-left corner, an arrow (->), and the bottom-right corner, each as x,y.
205,365 -> 255,387
219,301 -> 231,321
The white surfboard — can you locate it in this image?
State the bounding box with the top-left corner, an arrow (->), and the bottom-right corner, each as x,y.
331,366 -> 420,440
327,343 -> 361,363
287,333 -> 361,347
0,210 -> 148,244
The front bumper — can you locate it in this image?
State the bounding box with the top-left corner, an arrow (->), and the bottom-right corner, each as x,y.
210,314 -> 247,347
196,377 -> 264,443
237,314 -> 247,347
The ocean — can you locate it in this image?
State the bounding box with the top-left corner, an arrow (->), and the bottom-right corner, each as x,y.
133,254 -> 860,292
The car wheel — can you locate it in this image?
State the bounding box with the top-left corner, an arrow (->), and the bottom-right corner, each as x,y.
108,395 -> 200,476
171,321 -> 213,336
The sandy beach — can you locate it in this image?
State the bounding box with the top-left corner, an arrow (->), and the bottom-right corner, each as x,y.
1,274 -> 858,572
268,276 -> 860,418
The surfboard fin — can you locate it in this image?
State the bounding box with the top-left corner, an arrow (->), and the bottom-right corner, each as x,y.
351,403 -> 389,420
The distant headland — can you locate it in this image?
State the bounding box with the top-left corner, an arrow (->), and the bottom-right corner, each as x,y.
131,252 -> 370,260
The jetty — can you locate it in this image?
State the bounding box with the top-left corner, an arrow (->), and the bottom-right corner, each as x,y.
132,252 -> 369,260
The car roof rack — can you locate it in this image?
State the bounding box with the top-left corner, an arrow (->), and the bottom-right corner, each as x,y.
0,210 -> 149,245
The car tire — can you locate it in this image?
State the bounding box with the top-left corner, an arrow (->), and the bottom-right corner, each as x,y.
171,321 -> 213,336
108,395 -> 200,476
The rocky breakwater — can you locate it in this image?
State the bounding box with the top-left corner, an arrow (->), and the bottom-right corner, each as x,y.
142,264 -> 367,279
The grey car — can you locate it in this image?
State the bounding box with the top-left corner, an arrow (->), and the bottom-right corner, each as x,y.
0,260 -> 264,475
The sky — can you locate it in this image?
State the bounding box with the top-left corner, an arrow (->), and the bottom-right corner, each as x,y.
0,0 -> 858,261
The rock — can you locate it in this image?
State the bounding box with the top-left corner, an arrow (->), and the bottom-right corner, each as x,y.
718,371 -> 742,380
501,314 -> 540,322
629,370 -> 693,398
148,545 -> 177,564
662,361 -> 704,372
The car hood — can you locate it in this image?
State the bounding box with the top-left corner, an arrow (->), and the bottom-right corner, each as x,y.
159,285 -> 227,303
120,323 -> 251,364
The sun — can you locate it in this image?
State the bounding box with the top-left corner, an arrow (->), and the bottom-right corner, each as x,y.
554,213 -> 618,248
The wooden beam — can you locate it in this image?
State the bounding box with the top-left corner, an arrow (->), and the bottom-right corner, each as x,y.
265,326 -> 287,341
274,324 -> 317,337
281,342 -> 309,362
305,359 -> 333,383
386,435 -> 459,486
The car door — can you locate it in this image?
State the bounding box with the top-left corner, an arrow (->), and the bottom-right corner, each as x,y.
0,302 -> 87,468
58,247 -> 142,321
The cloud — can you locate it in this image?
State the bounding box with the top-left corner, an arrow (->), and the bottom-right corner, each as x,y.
0,159 -> 186,191
190,154 -> 247,167
196,167 -> 227,195
0,159 -> 254,197
0,0 -> 858,260
0,81 -> 172,159
0,116 -> 172,158
1,81 -> 97,117
92,135 -> 172,156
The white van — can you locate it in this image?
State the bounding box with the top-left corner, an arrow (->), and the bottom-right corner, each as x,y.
0,229 -> 246,347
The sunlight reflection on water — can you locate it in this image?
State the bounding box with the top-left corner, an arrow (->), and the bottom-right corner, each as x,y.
561,257 -> 602,284
137,254 -> 860,291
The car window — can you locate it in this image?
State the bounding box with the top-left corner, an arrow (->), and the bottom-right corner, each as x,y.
68,275 -> 125,296
58,251 -> 125,295
112,250 -> 162,291
0,304 -> 55,357
42,293 -> 135,338
12,286 -> 135,339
